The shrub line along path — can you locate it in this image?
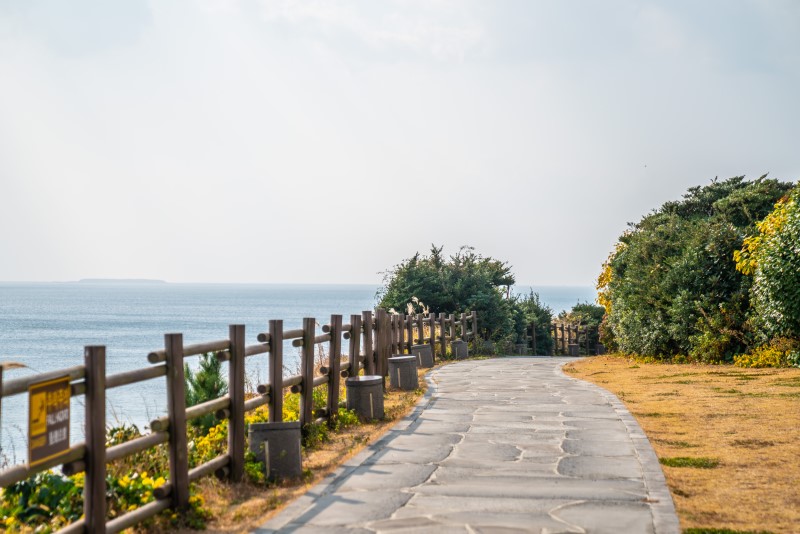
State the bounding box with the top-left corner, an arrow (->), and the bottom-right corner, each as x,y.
254,357 -> 679,533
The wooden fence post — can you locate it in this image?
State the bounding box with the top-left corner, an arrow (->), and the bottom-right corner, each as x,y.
228,325 -> 246,482
405,315 -> 413,353
375,309 -> 389,377
362,311 -> 374,375
560,324 -> 566,353
448,314 -> 455,342
417,313 -> 424,345
165,333 -> 190,510
580,326 -> 586,355
300,318 -> 316,427
439,312 -> 447,358
348,314 -> 361,377
327,315 -> 342,427
388,314 -> 395,355
392,314 -> 399,354
531,322 -> 537,355
84,345 -> 106,533
471,311 -> 478,342
398,313 -> 406,354
428,312 -> 437,358
269,320 -> 284,422
461,312 -> 467,341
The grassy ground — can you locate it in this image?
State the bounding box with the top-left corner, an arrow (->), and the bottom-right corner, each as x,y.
564,355 -> 800,534
187,366 -> 434,533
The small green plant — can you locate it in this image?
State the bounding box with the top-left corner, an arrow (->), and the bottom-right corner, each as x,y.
659,457 -> 720,468
243,450 -> 266,485
302,421 -> 330,450
185,352 -> 228,433
0,471 -> 83,531
333,407 -> 360,431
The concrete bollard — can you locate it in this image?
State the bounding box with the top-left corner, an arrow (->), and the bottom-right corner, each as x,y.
451,340 -> 469,360
568,343 -> 580,357
345,375 -> 384,420
411,344 -> 434,368
388,355 -> 419,390
248,421 -> 302,481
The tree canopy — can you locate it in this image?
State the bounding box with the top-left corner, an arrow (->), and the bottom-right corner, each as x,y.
378,245 -> 518,341
598,176 -> 793,361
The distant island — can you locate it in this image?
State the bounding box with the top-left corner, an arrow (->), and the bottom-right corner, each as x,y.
77,279 -> 167,284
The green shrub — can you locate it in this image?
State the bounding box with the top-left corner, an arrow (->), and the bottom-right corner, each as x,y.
737,183 -> 800,343
378,245 -> 516,341
733,338 -> 799,368
599,176 -> 792,361
0,471 -> 82,531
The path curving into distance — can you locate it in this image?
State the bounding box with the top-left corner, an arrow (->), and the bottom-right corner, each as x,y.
255,357 -> 680,534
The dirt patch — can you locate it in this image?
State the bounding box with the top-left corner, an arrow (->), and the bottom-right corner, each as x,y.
564,355 -> 800,533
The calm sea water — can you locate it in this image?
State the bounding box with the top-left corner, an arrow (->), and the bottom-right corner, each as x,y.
0,282 -> 595,462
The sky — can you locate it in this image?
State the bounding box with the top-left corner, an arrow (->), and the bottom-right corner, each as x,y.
1,0 -> 798,286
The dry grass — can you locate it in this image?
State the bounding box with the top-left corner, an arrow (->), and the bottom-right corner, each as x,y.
187,366 -> 433,534
564,355 -> 800,534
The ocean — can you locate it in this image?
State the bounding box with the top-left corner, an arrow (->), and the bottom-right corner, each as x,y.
0,281 -> 595,462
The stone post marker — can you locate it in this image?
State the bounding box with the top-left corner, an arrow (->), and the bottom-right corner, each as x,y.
411,344 -> 434,368
248,421 -> 302,481
388,355 -> 418,390
451,340 -> 469,360
345,375 -> 384,420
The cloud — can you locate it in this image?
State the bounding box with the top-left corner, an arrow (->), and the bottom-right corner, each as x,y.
256,0 -> 486,61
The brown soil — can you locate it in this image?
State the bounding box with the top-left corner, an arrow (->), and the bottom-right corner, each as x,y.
564,355 -> 800,534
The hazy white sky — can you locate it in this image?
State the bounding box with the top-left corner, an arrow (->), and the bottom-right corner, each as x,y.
1,1 -> 798,286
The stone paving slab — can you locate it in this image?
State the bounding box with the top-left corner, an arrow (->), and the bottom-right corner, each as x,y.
254,357 -> 680,534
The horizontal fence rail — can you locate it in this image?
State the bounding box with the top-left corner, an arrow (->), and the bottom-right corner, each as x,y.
0,308 -> 477,533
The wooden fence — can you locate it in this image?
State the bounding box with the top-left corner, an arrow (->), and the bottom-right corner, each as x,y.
0,309 -> 477,533
549,321 -> 599,355
517,321 -> 600,355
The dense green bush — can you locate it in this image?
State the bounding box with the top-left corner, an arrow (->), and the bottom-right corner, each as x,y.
598,176 -> 792,362
378,245 -> 516,341
736,183 -> 800,341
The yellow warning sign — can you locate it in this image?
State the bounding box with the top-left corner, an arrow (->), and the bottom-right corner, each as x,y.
28,376 -> 71,467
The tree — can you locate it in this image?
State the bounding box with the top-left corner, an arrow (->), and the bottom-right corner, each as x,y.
378,245 -> 516,340
184,353 -> 228,433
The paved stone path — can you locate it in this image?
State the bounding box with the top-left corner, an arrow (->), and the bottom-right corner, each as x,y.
255,357 -> 680,533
